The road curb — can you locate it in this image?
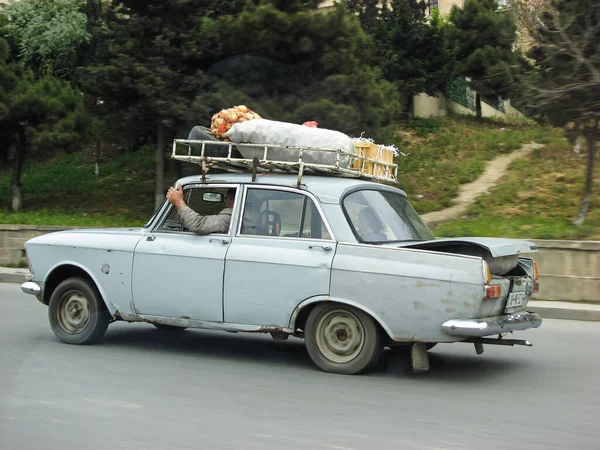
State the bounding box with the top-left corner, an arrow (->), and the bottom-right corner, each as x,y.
0,270 -> 29,284
527,301 -> 600,322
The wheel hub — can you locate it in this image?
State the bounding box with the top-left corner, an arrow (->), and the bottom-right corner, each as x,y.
58,291 -> 91,334
315,309 -> 365,364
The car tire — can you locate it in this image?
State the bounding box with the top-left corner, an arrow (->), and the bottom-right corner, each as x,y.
305,303 -> 383,375
48,277 -> 111,345
153,323 -> 187,332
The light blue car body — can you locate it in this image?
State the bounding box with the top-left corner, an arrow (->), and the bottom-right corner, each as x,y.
22,173 -> 542,343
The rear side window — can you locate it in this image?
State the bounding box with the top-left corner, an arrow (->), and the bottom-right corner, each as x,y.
343,189 -> 434,243
240,188 -> 331,240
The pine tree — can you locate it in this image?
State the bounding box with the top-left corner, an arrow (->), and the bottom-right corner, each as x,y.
449,0 -> 517,118
212,1 -> 402,140
0,29 -> 87,210
344,0 -> 455,120
77,0 -> 220,208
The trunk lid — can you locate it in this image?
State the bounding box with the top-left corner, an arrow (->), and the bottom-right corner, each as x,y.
394,237 -> 538,275
397,237 -> 537,257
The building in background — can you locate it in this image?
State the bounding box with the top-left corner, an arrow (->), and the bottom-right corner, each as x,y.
416,0 -> 522,118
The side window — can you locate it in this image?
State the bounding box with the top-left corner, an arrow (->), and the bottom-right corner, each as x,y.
241,189 -> 331,240
157,186 -> 234,233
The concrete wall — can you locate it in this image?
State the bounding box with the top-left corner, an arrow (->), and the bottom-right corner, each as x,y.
413,93 -> 449,118
319,0 -> 465,15
1,225 -> 598,303
523,241 -> 600,303
438,0 -> 465,16
0,225 -> 83,266
414,94 -> 525,119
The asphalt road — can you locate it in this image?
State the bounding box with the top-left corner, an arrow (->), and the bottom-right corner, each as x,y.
1,283 -> 599,450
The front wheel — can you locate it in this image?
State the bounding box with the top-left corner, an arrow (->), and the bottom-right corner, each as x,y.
305,303 -> 383,375
48,277 -> 111,345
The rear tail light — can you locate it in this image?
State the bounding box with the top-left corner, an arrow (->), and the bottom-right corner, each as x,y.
533,261 -> 539,281
485,285 -> 502,299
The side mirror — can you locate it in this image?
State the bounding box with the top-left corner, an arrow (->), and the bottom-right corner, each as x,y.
203,192 -> 224,203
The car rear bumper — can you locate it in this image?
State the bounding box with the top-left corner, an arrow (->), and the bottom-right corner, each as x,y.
442,312 -> 542,337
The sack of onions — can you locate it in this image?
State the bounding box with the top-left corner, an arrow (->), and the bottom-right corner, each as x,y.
210,105 -> 261,139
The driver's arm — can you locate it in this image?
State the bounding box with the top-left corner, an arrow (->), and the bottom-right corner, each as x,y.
178,207 -> 230,235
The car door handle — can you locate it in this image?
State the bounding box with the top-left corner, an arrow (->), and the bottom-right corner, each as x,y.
309,244 -> 332,251
209,237 -> 230,244
146,235 -> 156,242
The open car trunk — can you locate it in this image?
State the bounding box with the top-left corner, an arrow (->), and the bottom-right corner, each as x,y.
397,237 -> 538,275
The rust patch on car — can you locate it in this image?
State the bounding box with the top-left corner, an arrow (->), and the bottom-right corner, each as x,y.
255,325 -> 289,334
415,280 -> 438,288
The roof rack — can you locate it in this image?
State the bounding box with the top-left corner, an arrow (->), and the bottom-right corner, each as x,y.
171,139 -> 399,188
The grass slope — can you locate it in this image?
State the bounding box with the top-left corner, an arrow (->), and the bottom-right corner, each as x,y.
400,117 -> 599,239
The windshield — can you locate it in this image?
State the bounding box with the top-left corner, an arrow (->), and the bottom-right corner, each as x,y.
343,189 -> 435,244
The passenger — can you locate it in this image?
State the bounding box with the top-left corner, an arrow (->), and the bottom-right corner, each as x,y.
166,185 -> 235,235
357,207 -> 387,242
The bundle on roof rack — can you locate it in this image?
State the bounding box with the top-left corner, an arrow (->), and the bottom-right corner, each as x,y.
225,119 -> 356,168
351,137 -> 402,179
173,116 -> 402,185
210,105 -> 261,139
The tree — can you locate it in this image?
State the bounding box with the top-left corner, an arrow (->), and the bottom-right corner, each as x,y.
0,30 -> 88,210
522,0 -> 600,226
3,0 -> 91,77
345,0 -> 381,34
449,0 -> 517,118
342,1 -> 455,120
371,1 -> 455,119
77,0 -> 218,208
211,1 -> 402,141
508,0 -> 552,48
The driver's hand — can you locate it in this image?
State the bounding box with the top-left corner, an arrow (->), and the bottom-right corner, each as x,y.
166,184 -> 186,210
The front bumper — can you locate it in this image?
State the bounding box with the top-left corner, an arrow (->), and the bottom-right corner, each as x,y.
21,281 -> 42,296
442,312 -> 542,337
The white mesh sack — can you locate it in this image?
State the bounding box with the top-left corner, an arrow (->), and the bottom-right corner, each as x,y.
225,119 -> 355,167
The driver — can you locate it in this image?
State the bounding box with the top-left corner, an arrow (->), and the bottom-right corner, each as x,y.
166,185 -> 235,235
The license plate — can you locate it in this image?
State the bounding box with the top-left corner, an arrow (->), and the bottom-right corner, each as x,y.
506,292 -> 526,308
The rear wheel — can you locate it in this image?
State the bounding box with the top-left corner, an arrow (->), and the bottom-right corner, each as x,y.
48,277 -> 110,345
305,303 -> 383,375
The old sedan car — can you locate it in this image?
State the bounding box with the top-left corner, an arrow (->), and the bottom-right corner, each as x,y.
21,144 -> 542,374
